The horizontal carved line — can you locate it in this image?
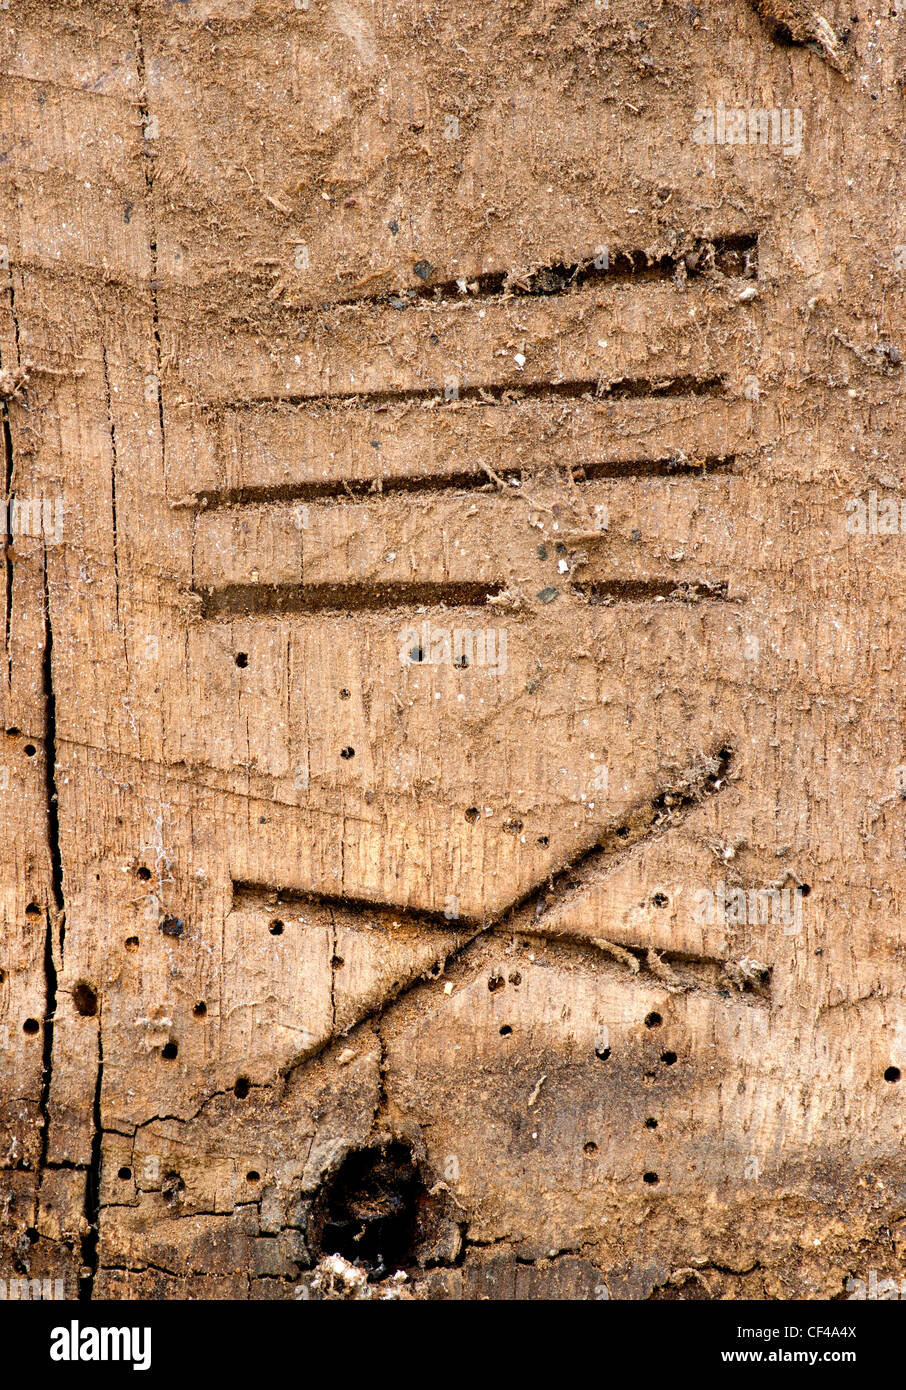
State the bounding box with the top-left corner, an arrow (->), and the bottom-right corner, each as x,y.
178,467 -> 524,510
196,580 -> 503,618
233,882 -> 478,929
571,579 -> 732,603
304,234 -> 758,314
517,930 -> 772,1005
206,374 -> 727,414
176,455 -> 736,512
574,453 -> 735,482
197,577 -> 736,618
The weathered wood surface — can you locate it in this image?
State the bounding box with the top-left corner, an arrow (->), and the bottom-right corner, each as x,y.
1,0 -> 905,1299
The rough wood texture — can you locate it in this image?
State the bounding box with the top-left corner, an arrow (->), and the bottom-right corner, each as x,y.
1,0 -> 905,1300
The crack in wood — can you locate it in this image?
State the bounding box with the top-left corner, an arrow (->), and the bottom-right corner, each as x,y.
100,346 -> 122,634
2,410 -> 12,684
79,1029 -> 104,1302
37,552 -> 65,1187
129,0 -> 166,452
1,275 -> 21,686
